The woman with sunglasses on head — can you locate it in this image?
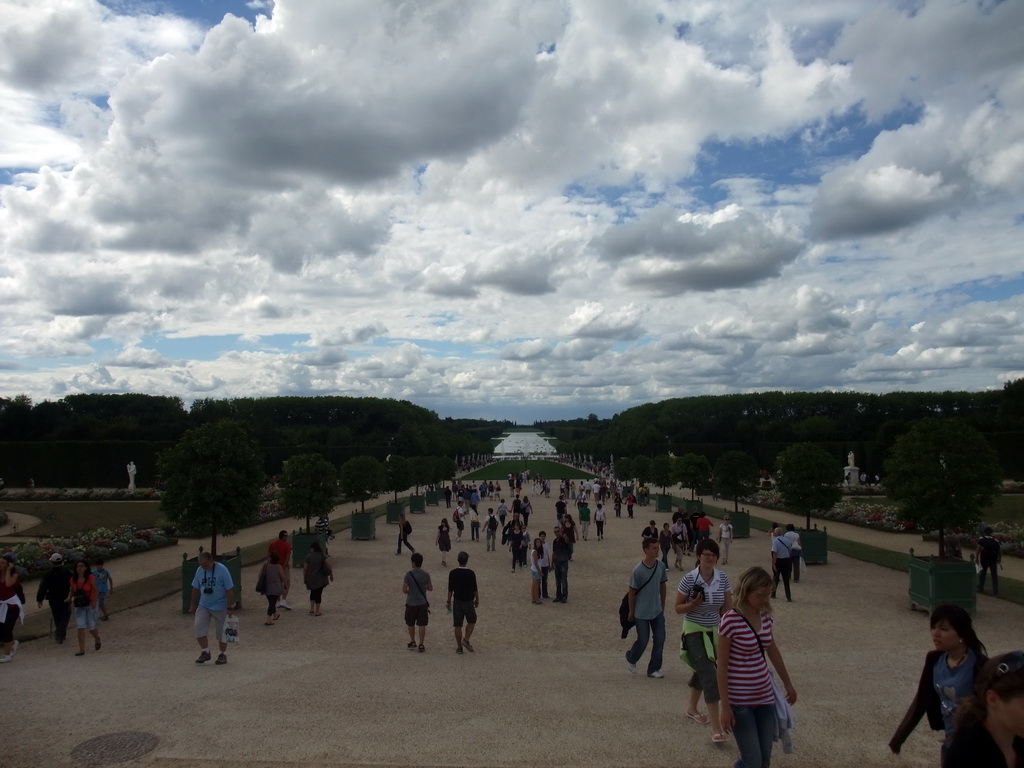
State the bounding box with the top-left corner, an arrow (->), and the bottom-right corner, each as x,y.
945,651 -> 1024,768
889,605 -> 988,762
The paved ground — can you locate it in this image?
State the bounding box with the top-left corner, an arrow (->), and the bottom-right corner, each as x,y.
3,486 -> 1022,768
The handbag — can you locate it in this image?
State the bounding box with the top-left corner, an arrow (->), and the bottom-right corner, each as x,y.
255,565 -> 267,595
73,593 -> 89,608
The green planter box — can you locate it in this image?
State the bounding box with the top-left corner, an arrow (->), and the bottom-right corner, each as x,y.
908,550 -> 977,616
291,530 -> 327,567
684,499 -> 704,516
731,509 -> 751,539
655,494 -> 673,513
409,494 -> 427,514
181,547 -> 242,614
424,490 -> 439,506
800,527 -> 829,565
385,502 -> 404,524
351,512 -> 376,540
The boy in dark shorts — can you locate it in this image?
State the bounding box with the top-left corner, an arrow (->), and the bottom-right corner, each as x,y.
446,551 -> 479,654
402,553 -> 432,652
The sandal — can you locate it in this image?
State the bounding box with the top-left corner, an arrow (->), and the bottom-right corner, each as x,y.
712,732 -> 729,744
686,712 -> 710,725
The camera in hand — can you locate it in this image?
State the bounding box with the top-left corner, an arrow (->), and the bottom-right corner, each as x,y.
689,584 -> 706,601
203,587 -> 213,594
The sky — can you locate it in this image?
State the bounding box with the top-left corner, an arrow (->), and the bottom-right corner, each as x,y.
1,0 -> 1023,423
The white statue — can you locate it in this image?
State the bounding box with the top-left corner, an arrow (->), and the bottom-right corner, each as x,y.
847,451 -> 855,468
127,461 -> 137,491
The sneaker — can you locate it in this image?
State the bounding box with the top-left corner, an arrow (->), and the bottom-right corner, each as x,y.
648,670 -> 664,679
10,640 -> 18,657
278,599 -> 292,611
456,645 -> 464,655
407,642 -> 418,650
215,653 -> 228,665
626,658 -> 637,674
0,654 -> 11,664
462,639 -> 475,653
195,650 -> 212,664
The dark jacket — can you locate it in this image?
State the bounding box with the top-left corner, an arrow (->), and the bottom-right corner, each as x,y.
889,649 -> 987,753
944,718 -> 1024,767
36,565 -> 72,604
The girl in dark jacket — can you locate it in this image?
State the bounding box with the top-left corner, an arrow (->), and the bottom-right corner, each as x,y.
889,605 -> 988,762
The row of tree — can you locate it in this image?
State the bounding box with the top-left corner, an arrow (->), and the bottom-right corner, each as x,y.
158,420 -> 458,554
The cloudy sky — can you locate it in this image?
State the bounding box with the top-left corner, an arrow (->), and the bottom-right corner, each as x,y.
1,0 -> 1023,422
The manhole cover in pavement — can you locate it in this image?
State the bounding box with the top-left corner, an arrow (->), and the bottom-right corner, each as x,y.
70,731 -> 159,766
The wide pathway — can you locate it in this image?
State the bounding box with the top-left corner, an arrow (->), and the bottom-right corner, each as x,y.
3,482 -> 1023,768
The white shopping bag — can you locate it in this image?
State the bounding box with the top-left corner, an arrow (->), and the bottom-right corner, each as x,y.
223,614 -> 240,644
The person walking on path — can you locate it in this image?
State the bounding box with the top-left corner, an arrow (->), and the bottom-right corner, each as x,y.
402,552 -> 432,652
508,523 -> 526,573
268,530 -> 293,610
976,527 -> 1002,596
530,538 -> 544,604
783,524 -> 802,583
889,605 -> 988,763
188,551 -> 235,666
943,650 -> 1024,768
67,558 -> 102,657
553,526 -> 571,603
0,553 -> 22,663
92,559 -> 114,621
538,531 -> 552,599
671,516 -> 689,570
447,551 -> 479,654
676,539 -> 733,743
257,551 -> 288,625
625,537 -> 668,679
485,508 -> 499,551
579,501 -> 591,540
36,553 -> 72,644
302,541 -> 333,616
626,491 -> 636,519
521,495 -> 533,528
453,502 -> 466,543
770,525 -> 795,602
717,515 -> 734,565
717,566 -> 798,768
594,503 -> 606,540
470,507 -> 481,542
436,518 -> 452,567
659,523 -> 672,568
396,513 -> 415,555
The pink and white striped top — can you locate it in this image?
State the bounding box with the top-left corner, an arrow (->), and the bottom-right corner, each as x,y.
719,609 -> 774,706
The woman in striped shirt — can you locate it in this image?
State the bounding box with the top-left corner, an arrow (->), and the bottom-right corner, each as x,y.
717,566 -> 797,768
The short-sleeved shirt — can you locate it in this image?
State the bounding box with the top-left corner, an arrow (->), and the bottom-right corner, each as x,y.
269,538 -> 292,568
92,569 -> 112,593
191,562 -> 234,611
448,567 -> 477,602
719,609 -> 774,706
677,568 -> 731,628
977,536 -> 1000,566
771,535 -> 794,560
629,559 -> 667,620
404,569 -> 432,607
696,516 -> 713,533
934,649 -> 977,737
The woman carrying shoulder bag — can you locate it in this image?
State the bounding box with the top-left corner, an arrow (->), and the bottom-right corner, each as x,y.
258,551 -> 288,625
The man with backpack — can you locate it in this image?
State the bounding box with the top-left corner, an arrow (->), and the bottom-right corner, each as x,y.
485,508 -> 499,551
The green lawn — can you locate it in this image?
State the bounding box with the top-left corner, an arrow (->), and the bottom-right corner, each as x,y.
849,493 -> 1024,527
462,459 -> 592,481
0,500 -> 165,537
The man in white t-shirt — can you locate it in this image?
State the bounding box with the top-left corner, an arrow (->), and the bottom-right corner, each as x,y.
783,524 -> 802,583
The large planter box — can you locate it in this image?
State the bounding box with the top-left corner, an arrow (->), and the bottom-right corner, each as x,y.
385,502 -> 404,524
351,512 -> 376,540
800,527 -> 828,565
684,499 -> 704,516
908,550 -> 977,616
655,494 -> 673,513
409,494 -> 427,514
424,490 -> 439,506
181,546 -> 242,614
291,530 -> 327,567
731,509 -> 751,539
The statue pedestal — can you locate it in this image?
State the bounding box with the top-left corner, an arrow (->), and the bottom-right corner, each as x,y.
844,465 -> 860,485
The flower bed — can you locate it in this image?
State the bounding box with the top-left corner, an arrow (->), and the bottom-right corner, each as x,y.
0,487 -> 160,501
1,525 -> 176,579
927,522 -> 1024,558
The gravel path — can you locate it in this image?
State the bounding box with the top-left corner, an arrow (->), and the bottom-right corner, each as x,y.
3,484 -> 1022,768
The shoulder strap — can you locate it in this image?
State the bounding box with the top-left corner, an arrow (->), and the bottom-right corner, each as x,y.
736,611 -> 767,659
407,570 -> 428,600
635,564 -> 659,594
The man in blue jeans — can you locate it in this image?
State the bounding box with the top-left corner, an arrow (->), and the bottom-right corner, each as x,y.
625,537 -> 668,678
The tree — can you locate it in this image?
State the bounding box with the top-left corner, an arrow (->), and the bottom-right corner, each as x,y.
631,455 -> 653,487
650,454 -> 677,495
433,455 -> 457,487
279,453 -> 338,533
159,420 -> 265,556
614,456 -> 632,484
775,443 -> 843,529
384,454 -> 413,502
411,455 -> 434,493
338,455 -> 384,513
677,453 -> 713,500
884,418 -> 1002,558
714,451 -> 759,514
